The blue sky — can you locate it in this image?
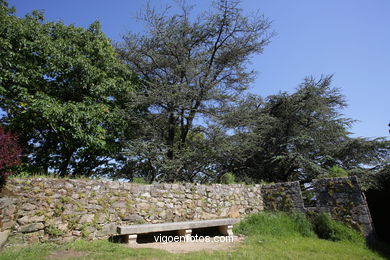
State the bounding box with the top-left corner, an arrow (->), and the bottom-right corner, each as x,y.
8,0 -> 390,139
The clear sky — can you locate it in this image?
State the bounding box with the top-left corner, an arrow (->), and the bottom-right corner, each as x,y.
7,0 -> 390,139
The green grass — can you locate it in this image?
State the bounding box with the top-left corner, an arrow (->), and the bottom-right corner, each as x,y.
310,211 -> 365,243
0,212 -> 387,260
233,211 -> 317,238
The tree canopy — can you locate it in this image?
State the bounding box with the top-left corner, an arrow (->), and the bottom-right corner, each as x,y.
116,0 -> 272,182
0,1 -> 138,176
210,76 -> 390,183
0,0 -> 388,185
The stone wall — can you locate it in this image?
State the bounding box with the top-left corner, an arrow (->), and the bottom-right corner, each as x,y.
261,181 -> 305,212
0,179 -> 263,247
311,177 -> 374,238
0,176 -> 374,247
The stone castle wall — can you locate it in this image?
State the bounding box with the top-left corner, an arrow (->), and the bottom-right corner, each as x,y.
261,181 -> 305,212
0,176 -> 373,247
0,179 -> 263,246
311,177 -> 374,237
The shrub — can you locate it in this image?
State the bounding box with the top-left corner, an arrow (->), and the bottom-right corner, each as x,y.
234,211 -> 316,238
221,172 -> 235,184
0,128 -> 22,188
310,212 -> 364,244
235,211 -> 364,245
319,166 -> 348,178
45,224 -> 64,238
290,212 -> 316,237
132,177 -> 147,184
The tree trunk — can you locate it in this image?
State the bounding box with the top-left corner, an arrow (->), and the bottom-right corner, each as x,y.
58,148 -> 73,177
167,111 -> 176,160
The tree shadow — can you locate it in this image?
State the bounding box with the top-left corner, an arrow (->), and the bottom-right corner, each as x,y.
367,239 -> 390,260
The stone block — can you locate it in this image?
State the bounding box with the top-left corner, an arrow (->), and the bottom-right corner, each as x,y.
0,198 -> 18,209
141,192 -> 151,198
96,223 -> 117,237
156,202 -> 165,208
0,230 -> 10,248
79,214 -> 94,224
19,223 -> 45,233
112,201 -> 126,208
137,202 -> 149,209
121,214 -> 143,222
1,220 -> 15,230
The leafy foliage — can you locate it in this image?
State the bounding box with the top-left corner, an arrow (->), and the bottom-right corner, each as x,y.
310,212 -> 364,243
212,76 -> 390,183
221,172 -> 235,184
234,211 -> 316,238
235,211 -> 364,245
0,127 -> 22,187
319,166 -> 348,178
0,0 -> 388,184
0,2 -> 138,176
117,0 -> 272,182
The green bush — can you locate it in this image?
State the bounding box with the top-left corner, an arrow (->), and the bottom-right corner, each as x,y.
235,211 -> 364,245
132,177 -> 147,184
290,213 -> 316,237
234,211 -> 316,238
319,166 -> 348,178
45,224 -> 64,238
221,172 -> 235,184
310,212 -> 364,244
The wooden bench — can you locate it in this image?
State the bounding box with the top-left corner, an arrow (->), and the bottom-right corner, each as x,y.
117,218 -> 240,244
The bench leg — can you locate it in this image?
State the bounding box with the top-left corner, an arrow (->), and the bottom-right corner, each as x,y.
178,229 -> 192,238
219,225 -> 233,236
123,234 -> 138,244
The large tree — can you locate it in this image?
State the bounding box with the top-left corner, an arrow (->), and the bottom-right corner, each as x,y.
214,76 -> 390,183
0,1 -> 138,176
117,0 -> 272,182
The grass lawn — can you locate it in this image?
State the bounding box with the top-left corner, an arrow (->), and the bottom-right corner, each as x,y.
0,212 -> 388,260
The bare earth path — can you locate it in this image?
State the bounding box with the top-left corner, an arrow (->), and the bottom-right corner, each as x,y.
45,236 -> 245,259
127,235 -> 245,253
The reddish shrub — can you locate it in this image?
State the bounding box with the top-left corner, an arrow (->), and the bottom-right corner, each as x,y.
0,127 -> 22,188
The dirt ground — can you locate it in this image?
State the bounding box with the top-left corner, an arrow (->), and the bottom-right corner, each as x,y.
45,236 -> 244,259
127,235 -> 245,253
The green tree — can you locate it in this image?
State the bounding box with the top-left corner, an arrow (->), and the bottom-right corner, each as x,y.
0,1 -> 138,176
214,76 -> 390,183
117,0 -> 272,182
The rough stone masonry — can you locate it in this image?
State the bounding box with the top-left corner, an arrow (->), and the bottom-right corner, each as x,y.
0,176 -> 374,247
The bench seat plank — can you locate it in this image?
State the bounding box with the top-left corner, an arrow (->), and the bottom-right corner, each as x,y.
117,218 -> 239,235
